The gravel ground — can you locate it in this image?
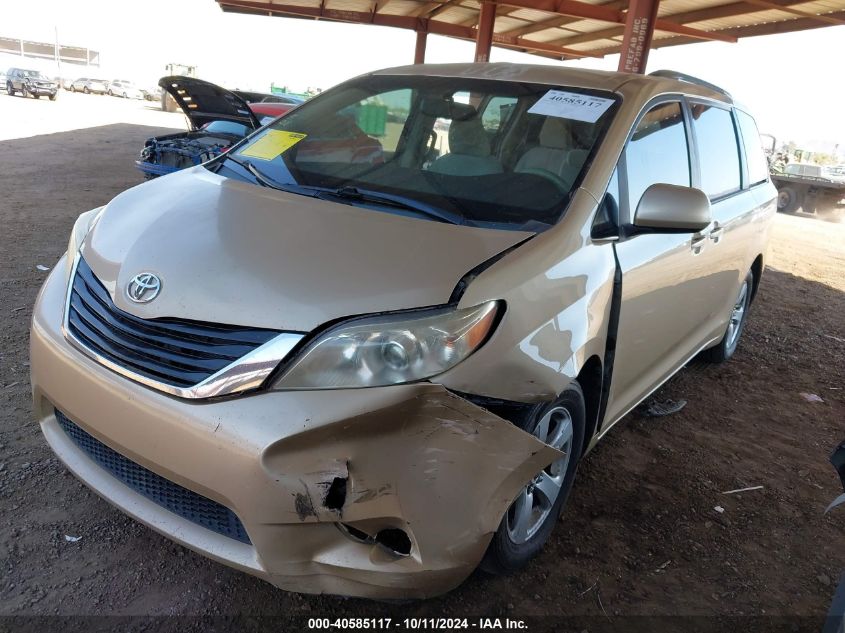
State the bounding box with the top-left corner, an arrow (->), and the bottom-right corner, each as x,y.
0,89 -> 843,631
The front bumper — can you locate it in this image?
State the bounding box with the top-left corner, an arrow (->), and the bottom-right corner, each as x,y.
27,85 -> 57,96
31,260 -> 561,599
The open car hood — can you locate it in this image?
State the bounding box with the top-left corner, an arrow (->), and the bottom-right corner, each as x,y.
158,75 -> 262,131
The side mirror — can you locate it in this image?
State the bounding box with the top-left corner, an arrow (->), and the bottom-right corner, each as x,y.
633,183 -> 711,232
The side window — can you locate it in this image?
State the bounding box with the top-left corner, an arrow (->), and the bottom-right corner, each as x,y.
481,96 -> 518,134
625,101 -> 690,213
349,88 -> 412,156
690,104 -> 741,198
736,111 -> 769,186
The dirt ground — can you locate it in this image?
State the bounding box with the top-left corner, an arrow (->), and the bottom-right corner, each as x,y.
0,90 -> 843,631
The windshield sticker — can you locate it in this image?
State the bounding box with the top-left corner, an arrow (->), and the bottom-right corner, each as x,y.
240,131 -> 307,160
527,91 -> 615,123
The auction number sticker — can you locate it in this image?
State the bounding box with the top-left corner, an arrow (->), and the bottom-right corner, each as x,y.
527,90 -> 614,123
240,130 -> 307,160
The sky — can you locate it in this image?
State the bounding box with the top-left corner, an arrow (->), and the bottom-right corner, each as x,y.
1,0 -> 843,151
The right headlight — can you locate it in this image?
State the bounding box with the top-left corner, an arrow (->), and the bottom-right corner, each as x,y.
273,301 -> 500,390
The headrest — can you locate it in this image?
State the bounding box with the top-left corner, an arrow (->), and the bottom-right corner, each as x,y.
539,117 -> 573,150
448,118 -> 491,157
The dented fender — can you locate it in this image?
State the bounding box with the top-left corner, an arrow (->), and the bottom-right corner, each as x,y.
261,388 -> 563,572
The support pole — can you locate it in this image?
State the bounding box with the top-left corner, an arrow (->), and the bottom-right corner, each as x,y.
617,0 -> 660,74
414,30 -> 428,64
474,2 -> 495,62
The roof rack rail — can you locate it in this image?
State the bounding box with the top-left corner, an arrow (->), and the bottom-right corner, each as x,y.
648,70 -> 731,99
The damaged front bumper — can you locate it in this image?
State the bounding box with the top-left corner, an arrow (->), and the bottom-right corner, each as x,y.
30,264 -> 562,599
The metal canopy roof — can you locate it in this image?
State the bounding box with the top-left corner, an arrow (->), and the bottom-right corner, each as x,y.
216,0 -> 845,61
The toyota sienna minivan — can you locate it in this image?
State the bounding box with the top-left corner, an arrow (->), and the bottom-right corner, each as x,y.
31,63 -> 776,599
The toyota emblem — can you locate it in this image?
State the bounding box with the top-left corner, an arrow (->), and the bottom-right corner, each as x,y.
126,272 -> 161,303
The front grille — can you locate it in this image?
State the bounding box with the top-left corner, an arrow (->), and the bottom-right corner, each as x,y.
55,410 -> 251,544
67,258 -> 279,388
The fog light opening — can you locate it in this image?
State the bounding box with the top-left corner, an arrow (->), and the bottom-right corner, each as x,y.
375,528 -> 412,557
324,477 -> 347,511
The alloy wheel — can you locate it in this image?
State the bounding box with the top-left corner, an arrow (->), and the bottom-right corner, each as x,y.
506,406 -> 574,544
726,280 -> 748,349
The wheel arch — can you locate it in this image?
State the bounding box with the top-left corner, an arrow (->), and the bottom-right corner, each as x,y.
750,254 -> 764,303
575,355 -> 602,456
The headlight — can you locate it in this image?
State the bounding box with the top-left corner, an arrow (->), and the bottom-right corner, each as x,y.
66,206 -> 104,277
274,301 -> 500,389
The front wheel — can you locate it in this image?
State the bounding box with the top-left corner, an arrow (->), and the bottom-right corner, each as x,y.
482,383 -> 585,574
701,270 -> 753,364
6,82 -> 14,96
83,86 -> 90,94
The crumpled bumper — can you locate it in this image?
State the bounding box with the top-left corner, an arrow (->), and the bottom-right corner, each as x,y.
30,261 -> 562,599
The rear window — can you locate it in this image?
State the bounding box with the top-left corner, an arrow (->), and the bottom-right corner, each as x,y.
735,111 -> 769,186
223,74 -> 619,231
690,104 -> 741,199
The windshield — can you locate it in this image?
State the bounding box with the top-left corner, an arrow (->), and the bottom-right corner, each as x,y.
22,70 -> 47,79
221,74 -> 617,231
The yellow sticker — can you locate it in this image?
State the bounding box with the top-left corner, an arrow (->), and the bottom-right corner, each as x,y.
240,130 -> 307,160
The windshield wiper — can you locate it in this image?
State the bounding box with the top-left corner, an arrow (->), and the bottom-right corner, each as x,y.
224,155 -> 319,198
320,186 -> 465,226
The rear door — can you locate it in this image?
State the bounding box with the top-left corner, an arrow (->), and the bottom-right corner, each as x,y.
604,99 -> 718,425
686,101 -> 758,344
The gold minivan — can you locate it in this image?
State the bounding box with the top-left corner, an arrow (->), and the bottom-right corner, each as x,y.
30,64 -> 776,599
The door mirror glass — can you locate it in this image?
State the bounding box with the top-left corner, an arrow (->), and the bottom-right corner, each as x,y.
633,183 -> 711,232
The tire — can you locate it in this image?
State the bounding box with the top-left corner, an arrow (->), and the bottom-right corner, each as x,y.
777,186 -> 802,213
701,270 -> 753,364
6,82 -> 14,96
83,86 -> 90,94
482,383 -> 586,574
802,196 -> 817,214
21,86 -> 29,98
122,92 -> 128,98
70,85 -> 76,92
49,93 -> 57,101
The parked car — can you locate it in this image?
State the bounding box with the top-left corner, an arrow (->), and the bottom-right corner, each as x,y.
232,88 -> 304,106
0,70 -> 7,91
141,85 -> 162,101
31,64 -> 775,600
6,68 -> 59,100
108,79 -> 144,99
135,76 -> 295,178
70,77 -> 109,94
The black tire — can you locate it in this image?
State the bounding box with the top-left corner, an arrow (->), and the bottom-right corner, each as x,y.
802,196 -> 818,214
701,270 -> 754,364
49,93 -> 57,101
70,85 -> 75,92
83,86 -> 90,94
6,82 -> 14,96
21,86 -> 29,98
482,382 -> 586,574
777,186 -> 802,213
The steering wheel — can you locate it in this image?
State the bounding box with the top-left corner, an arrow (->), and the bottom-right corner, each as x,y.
517,168 -> 573,193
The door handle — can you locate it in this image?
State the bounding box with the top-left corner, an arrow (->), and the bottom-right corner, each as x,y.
691,233 -> 706,255
709,226 -> 724,243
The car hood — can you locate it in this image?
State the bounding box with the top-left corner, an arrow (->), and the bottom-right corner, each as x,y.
80,167 -> 531,332
159,75 -> 262,131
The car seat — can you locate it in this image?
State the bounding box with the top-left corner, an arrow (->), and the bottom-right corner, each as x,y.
427,118 -> 503,177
